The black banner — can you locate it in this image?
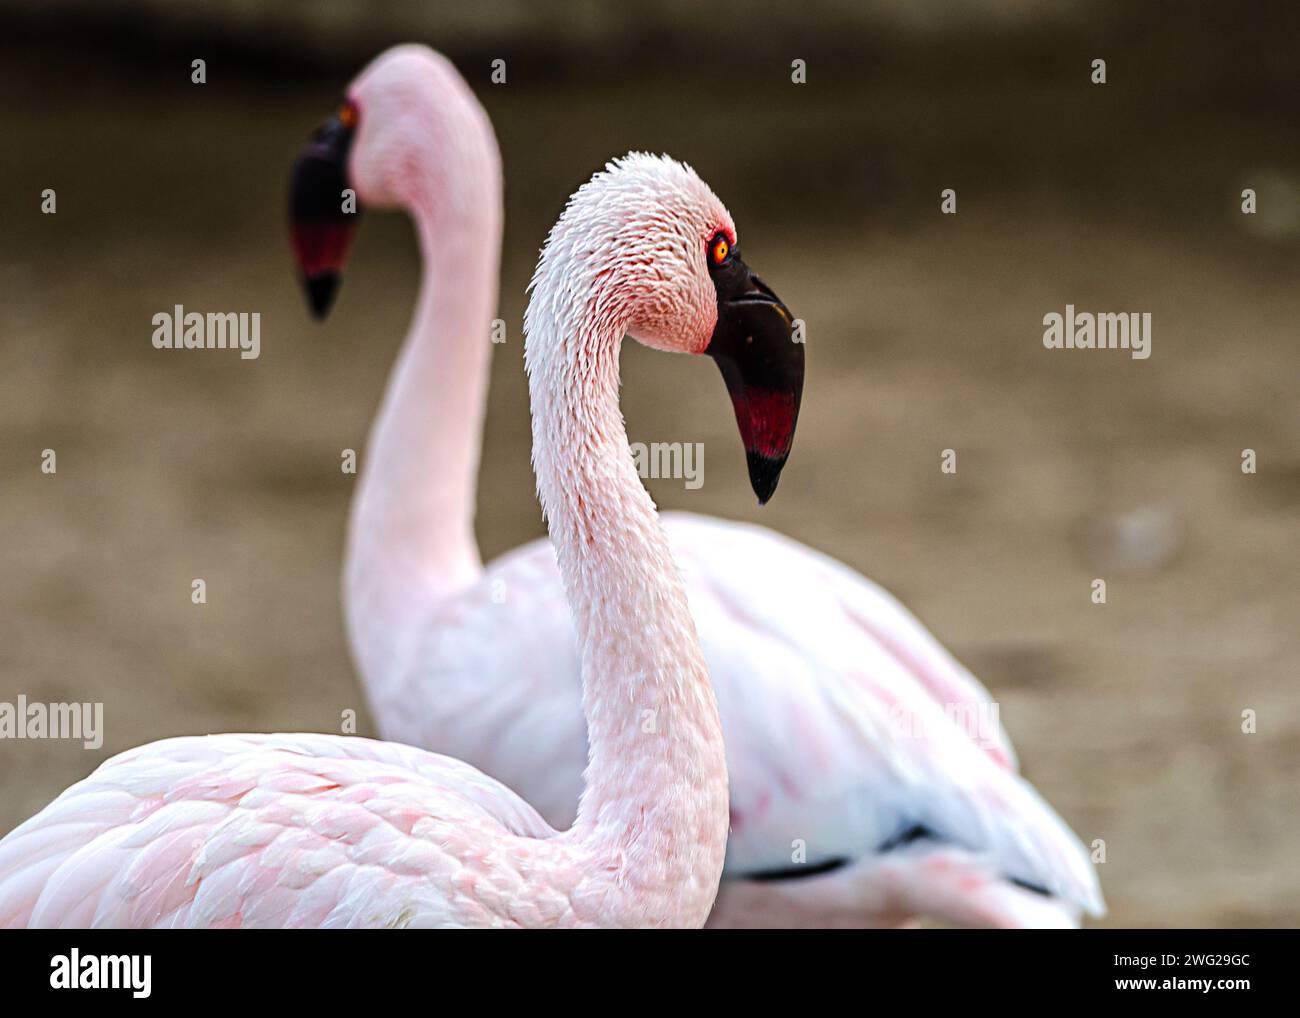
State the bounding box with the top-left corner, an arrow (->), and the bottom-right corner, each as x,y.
0,929 -> 1288,1006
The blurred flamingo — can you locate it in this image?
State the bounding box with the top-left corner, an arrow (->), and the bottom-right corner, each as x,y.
295,46 -> 1103,928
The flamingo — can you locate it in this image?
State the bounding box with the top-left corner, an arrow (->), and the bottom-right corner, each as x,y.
292,46 -> 1104,928
0,140 -> 816,928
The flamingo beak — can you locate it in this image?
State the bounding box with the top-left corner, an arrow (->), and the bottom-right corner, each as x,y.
289,102 -> 361,319
705,259 -> 803,504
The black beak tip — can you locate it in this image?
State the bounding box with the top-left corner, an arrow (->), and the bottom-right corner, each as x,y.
746,450 -> 787,506
304,272 -> 340,319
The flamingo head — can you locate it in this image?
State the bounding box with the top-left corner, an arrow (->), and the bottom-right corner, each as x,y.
289,45 -> 498,318
538,153 -> 804,504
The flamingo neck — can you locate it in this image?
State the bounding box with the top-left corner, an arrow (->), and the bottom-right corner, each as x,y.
525,287 -> 728,926
345,159 -> 501,688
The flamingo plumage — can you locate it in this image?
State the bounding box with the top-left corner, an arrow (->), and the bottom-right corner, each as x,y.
1,136 -> 814,927
308,46 -> 1104,928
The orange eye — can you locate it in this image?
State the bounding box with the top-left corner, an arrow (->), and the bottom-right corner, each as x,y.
338,102 -> 358,129
711,236 -> 730,264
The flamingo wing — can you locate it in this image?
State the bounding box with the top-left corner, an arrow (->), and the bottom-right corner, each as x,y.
0,734 -> 564,928
666,512 -> 1017,769
666,513 -> 1101,919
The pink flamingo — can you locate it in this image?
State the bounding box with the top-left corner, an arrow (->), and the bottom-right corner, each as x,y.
0,139 -> 812,927
293,47 -> 1103,927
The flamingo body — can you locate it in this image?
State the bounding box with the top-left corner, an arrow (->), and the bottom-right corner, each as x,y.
365,511 -> 1104,925
0,734 -> 579,928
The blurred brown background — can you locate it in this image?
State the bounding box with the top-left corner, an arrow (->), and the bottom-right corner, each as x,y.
0,1 -> 1296,926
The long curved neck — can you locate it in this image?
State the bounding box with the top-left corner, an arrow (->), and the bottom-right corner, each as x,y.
345,160 -> 501,688
526,286 -> 728,926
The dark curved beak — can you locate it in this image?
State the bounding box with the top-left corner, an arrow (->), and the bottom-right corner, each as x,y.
289,109 -> 360,319
706,257 -> 803,504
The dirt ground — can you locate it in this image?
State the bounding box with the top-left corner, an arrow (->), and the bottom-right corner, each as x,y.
0,32 -> 1296,927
